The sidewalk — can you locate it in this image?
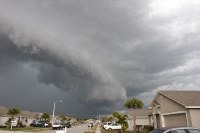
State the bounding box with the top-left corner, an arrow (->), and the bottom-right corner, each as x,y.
95,124 -> 101,133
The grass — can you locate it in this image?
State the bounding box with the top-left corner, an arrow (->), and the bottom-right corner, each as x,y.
101,129 -> 133,133
0,127 -> 51,132
84,131 -> 95,133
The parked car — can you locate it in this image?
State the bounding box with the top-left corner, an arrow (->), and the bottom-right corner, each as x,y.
104,123 -> 122,131
88,122 -> 93,127
52,123 -> 63,130
103,122 -> 112,129
149,127 -> 200,133
62,123 -> 72,128
102,122 -> 111,127
30,121 -> 48,127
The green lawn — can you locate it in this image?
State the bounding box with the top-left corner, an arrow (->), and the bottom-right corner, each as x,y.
84,131 -> 95,133
0,127 -> 51,132
100,126 -> 133,133
101,130 -> 132,133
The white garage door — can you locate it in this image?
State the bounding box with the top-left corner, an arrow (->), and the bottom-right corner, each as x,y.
164,113 -> 187,127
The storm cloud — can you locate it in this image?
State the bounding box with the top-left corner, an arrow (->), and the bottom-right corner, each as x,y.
0,0 -> 200,117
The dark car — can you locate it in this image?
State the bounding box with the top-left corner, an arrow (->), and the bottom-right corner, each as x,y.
149,127 -> 200,133
30,121 -> 48,127
62,123 -> 72,128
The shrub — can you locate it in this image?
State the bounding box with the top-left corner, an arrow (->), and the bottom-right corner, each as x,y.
140,125 -> 154,133
17,121 -> 25,128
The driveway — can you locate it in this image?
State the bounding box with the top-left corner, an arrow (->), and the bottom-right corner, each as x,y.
0,124 -> 90,133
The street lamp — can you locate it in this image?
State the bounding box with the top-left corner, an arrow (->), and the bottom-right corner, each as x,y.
52,100 -> 62,124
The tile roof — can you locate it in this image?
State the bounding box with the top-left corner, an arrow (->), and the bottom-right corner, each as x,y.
0,106 -> 8,115
159,90 -> 200,107
127,109 -> 151,117
0,106 -> 41,118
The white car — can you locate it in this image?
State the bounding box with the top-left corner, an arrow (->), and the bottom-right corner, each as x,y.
103,122 -> 112,129
104,124 -> 122,130
52,123 -> 63,130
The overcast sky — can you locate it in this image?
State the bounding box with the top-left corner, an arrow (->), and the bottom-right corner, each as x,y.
0,0 -> 200,118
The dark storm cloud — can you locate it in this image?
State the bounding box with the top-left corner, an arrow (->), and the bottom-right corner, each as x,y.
1,0 -> 200,117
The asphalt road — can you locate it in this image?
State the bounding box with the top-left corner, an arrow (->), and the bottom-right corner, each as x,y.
0,124 -> 91,133
38,124 -> 90,133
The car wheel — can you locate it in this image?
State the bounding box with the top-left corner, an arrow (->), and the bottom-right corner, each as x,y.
108,128 -> 112,131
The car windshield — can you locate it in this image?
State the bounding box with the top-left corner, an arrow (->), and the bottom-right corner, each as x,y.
150,129 -> 166,133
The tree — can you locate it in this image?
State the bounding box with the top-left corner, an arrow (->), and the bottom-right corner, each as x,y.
125,98 -> 143,132
41,112 -> 50,122
34,114 -> 40,120
5,118 -> 12,127
59,114 -> 67,123
102,116 -> 114,122
7,108 -> 20,127
112,111 -> 128,131
7,108 -> 20,120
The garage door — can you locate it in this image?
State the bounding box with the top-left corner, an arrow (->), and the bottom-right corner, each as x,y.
164,113 -> 187,127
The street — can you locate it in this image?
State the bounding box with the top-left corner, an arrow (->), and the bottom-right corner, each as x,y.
0,124 -> 90,133
38,124 -> 89,133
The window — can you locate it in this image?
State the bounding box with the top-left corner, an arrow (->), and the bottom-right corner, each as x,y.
188,129 -> 200,133
171,129 -> 186,133
150,129 -> 160,133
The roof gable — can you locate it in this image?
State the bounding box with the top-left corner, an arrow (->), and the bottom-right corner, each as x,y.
158,90 -> 200,107
126,109 -> 151,117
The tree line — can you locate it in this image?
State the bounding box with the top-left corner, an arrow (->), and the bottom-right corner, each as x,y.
5,108 -> 71,127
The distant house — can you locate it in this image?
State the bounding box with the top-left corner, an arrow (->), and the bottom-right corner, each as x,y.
0,106 -> 40,126
149,90 -> 200,128
0,106 -> 8,126
126,109 -> 150,131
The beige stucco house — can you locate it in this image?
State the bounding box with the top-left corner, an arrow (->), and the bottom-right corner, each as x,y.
126,109 -> 150,131
149,90 -> 200,129
0,106 -> 39,126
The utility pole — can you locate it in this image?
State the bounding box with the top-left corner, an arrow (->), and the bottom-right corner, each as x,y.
52,100 -> 62,124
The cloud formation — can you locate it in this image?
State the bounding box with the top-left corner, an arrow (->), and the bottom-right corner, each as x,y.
0,0 -> 200,117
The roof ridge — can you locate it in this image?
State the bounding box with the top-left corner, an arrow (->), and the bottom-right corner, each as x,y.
158,91 -> 186,107
159,90 -> 200,92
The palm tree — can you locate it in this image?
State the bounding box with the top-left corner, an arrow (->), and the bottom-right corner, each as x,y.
7,108 -> 20,120
41,112 -> 50,122
59,114 -> 67,123
34,113 -> 40,120
125,98 -> 143,132
112,111 -> 128,131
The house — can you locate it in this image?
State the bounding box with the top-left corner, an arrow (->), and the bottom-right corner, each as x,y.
0,115 -> 30,126
0,106 -> 8,126
126,109 -> 150,131
149,90 -> 200,129
0,106 -> 40,126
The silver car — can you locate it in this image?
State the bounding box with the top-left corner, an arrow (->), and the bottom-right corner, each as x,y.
149,127 -> 200,133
